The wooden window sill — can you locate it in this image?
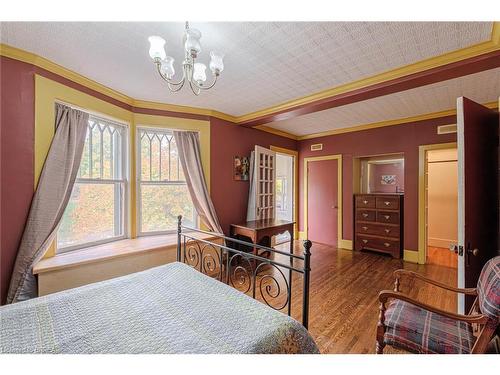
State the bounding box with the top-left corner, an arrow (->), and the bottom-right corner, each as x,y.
33,232 -> 217,275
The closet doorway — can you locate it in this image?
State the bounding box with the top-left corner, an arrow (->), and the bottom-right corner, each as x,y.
425,146 -> 458,269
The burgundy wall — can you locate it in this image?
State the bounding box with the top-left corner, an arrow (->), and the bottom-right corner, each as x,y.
369,162 -> 405,193
210,117 -> 297,234
0,57 -> 35,304
299,117 -> 457,251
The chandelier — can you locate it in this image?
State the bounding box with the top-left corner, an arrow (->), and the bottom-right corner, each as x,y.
148,22 -> 224,96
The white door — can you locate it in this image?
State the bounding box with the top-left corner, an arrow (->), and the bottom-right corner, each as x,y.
254,146 -> 276,220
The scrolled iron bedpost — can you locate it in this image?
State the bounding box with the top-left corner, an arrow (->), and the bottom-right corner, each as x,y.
302,240 -> 312,329
177,215 -> 182,262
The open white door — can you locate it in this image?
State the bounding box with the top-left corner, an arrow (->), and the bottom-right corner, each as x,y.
248,146 -> 276,221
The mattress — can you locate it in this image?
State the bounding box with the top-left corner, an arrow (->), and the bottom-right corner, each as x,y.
0,262 -> 319,354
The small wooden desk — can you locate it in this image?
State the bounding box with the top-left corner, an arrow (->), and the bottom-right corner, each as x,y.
229,219 -> 295,257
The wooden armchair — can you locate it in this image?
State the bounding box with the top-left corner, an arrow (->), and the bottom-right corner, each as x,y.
376,256 -> 499,354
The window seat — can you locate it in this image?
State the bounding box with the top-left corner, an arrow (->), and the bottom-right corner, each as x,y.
33,233 -> 219,296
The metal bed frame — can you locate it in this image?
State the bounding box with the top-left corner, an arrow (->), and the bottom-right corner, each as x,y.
176,216 -> 313,329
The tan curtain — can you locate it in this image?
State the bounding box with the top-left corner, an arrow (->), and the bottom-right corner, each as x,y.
173,131 -> 223,234
7,104 -> 89,303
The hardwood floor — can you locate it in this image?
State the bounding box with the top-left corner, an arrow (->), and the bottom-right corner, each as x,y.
269,241 -> 458,354
427,246 -> 458,268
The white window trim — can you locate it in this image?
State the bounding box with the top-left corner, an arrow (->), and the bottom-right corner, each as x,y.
136,126 -> 198,237
57,115 -> 130,254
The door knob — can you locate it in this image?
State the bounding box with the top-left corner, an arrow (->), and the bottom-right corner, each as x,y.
332,205 -> 338,209
468,247 -> 479,256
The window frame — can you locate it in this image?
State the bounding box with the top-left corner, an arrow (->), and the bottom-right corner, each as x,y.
136,126 -> 198,237
276,175 -> 288,213
57,115 -> 129,254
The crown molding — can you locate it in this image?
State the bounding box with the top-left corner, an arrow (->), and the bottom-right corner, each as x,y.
1,43 -> 134,105
253,125 -> 299,140
296,100 -> 499,140
0,43 -> 236,122
2,21 -> 499,137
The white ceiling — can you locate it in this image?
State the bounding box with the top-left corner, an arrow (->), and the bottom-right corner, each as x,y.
267,68 -> 500,136
0,22 -> 493,119
267,67 -> 500,136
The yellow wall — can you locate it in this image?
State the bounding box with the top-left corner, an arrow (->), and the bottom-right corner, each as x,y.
35,75 -> 210,256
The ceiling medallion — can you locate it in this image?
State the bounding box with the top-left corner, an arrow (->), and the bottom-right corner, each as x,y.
148,22 -> 224,96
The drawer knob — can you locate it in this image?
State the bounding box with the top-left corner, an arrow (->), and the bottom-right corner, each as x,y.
363,200 -> 368,204
384,229 -> 390,234
384,215 -> 390,220
384,242 -> 390,247
362,239 -> 368,244
384,201 -> 390,206
362,226 -> 368,231
362,213 -> 369,218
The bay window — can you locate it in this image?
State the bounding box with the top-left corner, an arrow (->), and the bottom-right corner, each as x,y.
137,127 -> 197,235
57,116 -> 128,252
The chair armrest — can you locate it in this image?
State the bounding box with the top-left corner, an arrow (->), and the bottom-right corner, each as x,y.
393,269 -> 477,295
378,290 -> 488,324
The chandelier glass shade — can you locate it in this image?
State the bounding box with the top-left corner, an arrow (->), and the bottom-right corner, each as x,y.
148,22 -> 224,95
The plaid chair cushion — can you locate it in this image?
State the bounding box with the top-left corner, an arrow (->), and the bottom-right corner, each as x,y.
384,300 -> 475,354
477,256 -> 500,321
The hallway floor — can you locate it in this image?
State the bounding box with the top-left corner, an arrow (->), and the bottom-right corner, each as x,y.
427,246 -> 458,268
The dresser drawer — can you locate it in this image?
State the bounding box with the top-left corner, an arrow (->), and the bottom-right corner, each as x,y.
376,196 -> 400,210
356,209 -> 376,222
377,210 -> 400,224
356,223 -> 399,237
355,195 -> 376,208
356,235 -> 400,253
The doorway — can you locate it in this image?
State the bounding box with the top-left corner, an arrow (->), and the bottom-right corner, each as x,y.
424,146 -> 458,269
304,155 -> 342,247
274,152 -> 294,244
270,146 -> 298,246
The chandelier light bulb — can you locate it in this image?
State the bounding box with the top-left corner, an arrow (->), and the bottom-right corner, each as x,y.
160,56 -> 175,79
193,63 -> 207,83
209,51 -> 224,75
148,36 -> 166,61
184,28 -> 202,57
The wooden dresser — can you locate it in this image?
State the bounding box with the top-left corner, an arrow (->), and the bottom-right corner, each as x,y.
353,194 -> 404,258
